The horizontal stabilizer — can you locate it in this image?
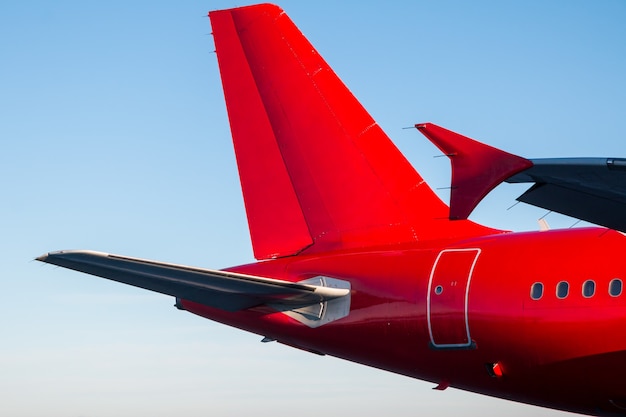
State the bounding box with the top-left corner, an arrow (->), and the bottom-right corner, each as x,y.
36,250 -> 349,312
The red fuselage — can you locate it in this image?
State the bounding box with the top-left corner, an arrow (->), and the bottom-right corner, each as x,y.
182,227 -> 626,416
33,4 -> 626,417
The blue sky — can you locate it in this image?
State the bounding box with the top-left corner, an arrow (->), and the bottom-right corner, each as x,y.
1,1 -> 625,416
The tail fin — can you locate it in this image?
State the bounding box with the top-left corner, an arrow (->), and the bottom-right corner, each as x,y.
209,4 -> 490,260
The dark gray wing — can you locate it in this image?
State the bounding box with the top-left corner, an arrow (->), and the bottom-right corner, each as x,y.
506,158 -> 626,232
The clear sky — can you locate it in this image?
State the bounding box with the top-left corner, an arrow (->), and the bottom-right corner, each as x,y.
2,1 -> 625,416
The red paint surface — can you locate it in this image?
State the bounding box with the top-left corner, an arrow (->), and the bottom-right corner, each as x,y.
428,249 -> 479,347
182,228 -> 626,416
211,4 -> 499,259
199,4 -> 626,416
417,123 -> 533,220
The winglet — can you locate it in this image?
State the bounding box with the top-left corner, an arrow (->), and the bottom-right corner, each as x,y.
416,123 -> 533,220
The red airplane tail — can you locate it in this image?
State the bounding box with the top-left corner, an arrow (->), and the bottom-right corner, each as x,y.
209,4 -> 494,260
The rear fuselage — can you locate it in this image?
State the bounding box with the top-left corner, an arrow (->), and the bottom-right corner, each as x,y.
181,227 -> 626,416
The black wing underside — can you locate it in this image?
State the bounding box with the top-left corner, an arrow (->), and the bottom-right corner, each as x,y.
507,158 -> 626,232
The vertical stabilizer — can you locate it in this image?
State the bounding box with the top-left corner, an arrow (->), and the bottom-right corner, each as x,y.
209,4 -> 494,259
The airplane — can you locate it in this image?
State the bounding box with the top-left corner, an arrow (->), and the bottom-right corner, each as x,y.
36,3 -> 626,416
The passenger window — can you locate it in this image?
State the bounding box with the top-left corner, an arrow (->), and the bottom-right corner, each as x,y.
556,281 -> 569,299
530,282 -> 543,300
609,279 -> 623,297
582,280 -> 595,298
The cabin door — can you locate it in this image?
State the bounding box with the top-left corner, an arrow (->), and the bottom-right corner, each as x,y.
427,249 -> 480,349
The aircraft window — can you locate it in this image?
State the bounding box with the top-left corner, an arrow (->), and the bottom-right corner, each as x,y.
530,282 -> 543,300
556,281 -> 569,299
582,280 -> 595,298
609,279 -> 623,297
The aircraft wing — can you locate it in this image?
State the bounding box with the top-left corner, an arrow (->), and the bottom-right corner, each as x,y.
36,250 -> 350,312
506,158 -> 626,232
417,123 -> 626,232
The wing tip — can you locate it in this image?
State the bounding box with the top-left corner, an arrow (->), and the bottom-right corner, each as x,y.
35,250 -> 110,264
35,253 -> 49,262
